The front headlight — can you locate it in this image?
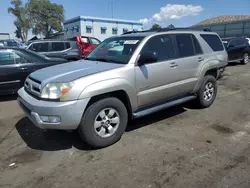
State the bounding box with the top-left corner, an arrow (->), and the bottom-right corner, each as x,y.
41,82 -> 73,99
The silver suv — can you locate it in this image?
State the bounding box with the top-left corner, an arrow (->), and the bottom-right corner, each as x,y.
27,40 -> 81,61
18,29 -> 228,148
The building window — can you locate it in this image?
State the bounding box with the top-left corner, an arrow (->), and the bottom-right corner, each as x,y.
112,28 -> 118,35
123,28 -> 128,33
101,27 -> 107,34
86,25 -> 92,33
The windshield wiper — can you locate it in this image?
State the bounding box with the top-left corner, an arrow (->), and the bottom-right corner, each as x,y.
85,57 -> 123,64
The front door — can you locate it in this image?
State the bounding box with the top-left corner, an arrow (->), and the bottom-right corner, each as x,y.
135,34 -> 180,107
227,39 -> 239,61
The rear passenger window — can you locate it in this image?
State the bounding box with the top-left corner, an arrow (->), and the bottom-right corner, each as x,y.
192,35 -> 203,55
65,42 -> 71,49
51,42 -> 65,51
200,34 -> 224,51
142,35 -> 177,62
175,34 -> 195,58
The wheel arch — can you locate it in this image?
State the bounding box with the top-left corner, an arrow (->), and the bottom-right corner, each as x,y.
79,78 -> 138,118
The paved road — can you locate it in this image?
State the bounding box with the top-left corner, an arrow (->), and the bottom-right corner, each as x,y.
1,64 -> 250,188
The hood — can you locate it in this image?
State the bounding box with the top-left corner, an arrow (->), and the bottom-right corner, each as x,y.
29,60 -> 124,85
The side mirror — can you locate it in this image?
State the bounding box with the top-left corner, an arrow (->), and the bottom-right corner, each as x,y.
138,51 -> 158,66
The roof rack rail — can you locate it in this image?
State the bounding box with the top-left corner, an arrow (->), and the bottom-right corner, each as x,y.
122,29 -> 154,35
122,27 -> 211,35
157,27 -> 211,32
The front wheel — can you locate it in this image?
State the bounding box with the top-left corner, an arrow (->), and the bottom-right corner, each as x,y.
242,53 -> 249,65
78,97 -> 128,148
195,75 -> 217,108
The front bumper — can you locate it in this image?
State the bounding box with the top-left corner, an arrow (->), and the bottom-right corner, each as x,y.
17,87 -> 90,130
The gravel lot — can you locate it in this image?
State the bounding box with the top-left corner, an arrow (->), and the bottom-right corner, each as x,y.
1,63 -> 250,188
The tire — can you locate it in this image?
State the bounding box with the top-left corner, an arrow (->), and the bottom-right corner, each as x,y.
78,97 -> 128,148
241,53 -> 249,65
196,75 -> 217,108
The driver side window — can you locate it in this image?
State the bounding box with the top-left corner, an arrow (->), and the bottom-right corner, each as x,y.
141,35 -> 177,62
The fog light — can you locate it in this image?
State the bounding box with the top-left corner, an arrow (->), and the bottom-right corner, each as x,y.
40,115 -> 61,123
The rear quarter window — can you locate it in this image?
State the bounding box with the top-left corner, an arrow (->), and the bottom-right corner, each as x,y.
200,34 -> 224,52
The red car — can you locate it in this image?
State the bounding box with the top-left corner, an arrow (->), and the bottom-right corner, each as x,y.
69,36 -> 101,57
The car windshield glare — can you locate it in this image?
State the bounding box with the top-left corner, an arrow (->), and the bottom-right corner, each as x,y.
86,36 -> 144,64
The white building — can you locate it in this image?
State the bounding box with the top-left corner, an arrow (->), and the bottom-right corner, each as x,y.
63,16 -> 143,41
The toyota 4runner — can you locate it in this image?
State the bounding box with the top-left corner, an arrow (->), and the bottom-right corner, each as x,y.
18,29 -> 228,148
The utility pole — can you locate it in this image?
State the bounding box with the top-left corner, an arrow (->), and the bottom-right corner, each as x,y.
111,0 -> 114,18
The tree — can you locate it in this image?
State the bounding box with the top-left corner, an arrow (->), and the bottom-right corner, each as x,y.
150,23 -> 161,31
27,0 -> 64,38
167,24 -> 175,29
8,0 -> 30,41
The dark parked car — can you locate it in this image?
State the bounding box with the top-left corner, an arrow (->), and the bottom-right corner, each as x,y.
0,48 -> 67,95
222,37 -> 250,64
26,40 -> 81,61
0,39 -> 21,48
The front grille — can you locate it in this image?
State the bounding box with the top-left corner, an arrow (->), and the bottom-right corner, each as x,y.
24,77 -> 42,97
29,77 -> 41,84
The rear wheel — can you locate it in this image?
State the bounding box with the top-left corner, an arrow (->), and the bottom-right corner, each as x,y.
195,75 -> 217,108
78,97 -> 128,148
242,53 -> 249,65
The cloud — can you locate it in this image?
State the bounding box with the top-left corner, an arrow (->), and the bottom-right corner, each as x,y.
140,4 -> 204,25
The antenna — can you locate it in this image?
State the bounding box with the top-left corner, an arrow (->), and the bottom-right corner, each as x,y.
112,0 -> 114,18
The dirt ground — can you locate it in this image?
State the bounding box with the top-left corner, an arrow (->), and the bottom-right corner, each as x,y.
1,63 -> 250,188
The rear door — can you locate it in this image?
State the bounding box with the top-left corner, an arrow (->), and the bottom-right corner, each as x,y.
172,34 -> 201,94
46,42 -> 66,59
236,38 -> 249,59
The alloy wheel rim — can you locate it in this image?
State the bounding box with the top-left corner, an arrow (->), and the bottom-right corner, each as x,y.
244,53 -> 249,64
94,108 -> 120,138
203,82 -> 214,101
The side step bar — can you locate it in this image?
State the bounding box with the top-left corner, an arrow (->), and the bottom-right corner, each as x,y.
132,95 -> 197,119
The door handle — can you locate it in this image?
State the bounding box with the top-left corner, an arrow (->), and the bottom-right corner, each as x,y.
19,67 -> 28,71
170,62 -> 178,68
198,57 -> 204,62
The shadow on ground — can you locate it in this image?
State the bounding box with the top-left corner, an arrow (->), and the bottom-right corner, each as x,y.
16,106 -> 188,151
0,94 -> 17,102
227,62 -> 241,66
15,117 -> 93,151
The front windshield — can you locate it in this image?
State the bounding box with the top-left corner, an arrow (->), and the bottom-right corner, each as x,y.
86,36 -> 144,64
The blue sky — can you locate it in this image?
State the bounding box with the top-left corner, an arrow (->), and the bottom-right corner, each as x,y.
1,0 -> 250,39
